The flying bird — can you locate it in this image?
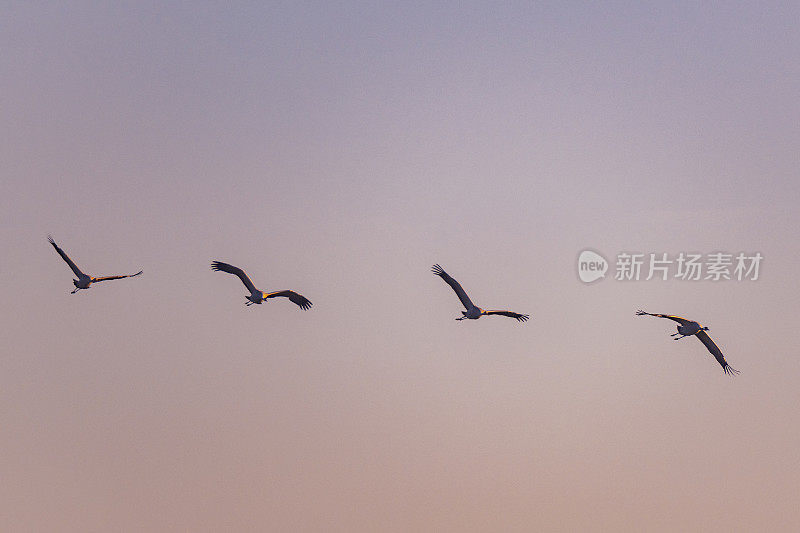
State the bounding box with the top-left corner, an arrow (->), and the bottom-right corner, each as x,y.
432,264 -> 529,322
636,310 -> 739,375
48,235 -> 142,294
211,261 -> 312,310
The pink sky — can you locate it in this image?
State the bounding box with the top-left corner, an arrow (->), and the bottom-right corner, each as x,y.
2,2 -> 799,531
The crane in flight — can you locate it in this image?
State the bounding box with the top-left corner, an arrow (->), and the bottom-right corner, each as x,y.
432,264 -> 529,322
636,310 -> 739,375
48,235 -> 142,294
211,261 -> 312,310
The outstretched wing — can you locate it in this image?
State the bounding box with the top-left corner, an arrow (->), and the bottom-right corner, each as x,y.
696,330 -> 739,375
211,261 -> 257,293
636,310 -> 694,326
482,310 -> 530,322
92,271 -> 143,283
264,290 -> 313,310
432,264 -> 474,311
48,235 -> 85,277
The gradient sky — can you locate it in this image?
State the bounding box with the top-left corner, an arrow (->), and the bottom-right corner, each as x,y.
3,2 -> 799,531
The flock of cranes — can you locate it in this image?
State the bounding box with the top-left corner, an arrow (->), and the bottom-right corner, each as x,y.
48,235 -> 739,376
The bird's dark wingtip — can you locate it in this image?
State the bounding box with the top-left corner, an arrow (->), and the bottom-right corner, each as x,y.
431,264 -> 444,276
635,309 -> 648,316
724,365 -> 740,376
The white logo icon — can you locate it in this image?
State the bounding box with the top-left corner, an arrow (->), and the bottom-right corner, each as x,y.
578,250 -> 608,283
